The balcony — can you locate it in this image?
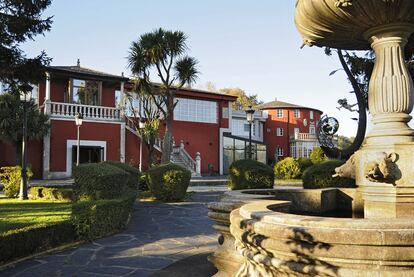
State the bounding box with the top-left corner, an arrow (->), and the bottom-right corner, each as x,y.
45,102 -> 122,122
290,133 -> 318,141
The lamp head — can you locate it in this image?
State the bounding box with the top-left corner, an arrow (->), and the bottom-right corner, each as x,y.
245,106 -> 255,123
19,84 -> 33,102
75,113 -> 83,126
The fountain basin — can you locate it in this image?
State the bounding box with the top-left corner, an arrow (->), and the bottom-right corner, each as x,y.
208,188 -> 414,276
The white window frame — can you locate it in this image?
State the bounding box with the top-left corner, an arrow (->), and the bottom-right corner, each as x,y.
277,128 -> 284,136
276,147 -> 284,157
310,110 -> 314,120
174,97 -> 218,123
294,109 -> 300,118
309,124 -> 316,135
277,109 -> 283,118
66,140 -> 107,177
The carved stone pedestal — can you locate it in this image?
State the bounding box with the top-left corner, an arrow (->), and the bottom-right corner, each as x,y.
354,143 -> 414,218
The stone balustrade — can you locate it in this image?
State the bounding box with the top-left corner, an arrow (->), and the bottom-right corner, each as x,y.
46,101 -> 121,121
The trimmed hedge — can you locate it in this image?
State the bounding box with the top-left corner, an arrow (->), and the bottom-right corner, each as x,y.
73,163 -> 129,200
0,222 -> 74,264
228,159 -> 274,190
71,192 -> 137,241
274,158 -> 301,180
302,160 -> 356,189
297,158 -> 313,172
0,166 -> 33,198
29,186 -> 73,202
102,161 -> 141,189
147,163 -> 191,201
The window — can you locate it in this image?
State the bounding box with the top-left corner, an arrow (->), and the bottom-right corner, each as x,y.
294,109 -> 300,118
294,128 -> 300,138
72,79 -> 100,105
309,125 -> 316,135
277,109 -> 283,118
276,147 -> 284,157
174,97 -> 217,123
310,110 -> 314,120
243,124 -> 250,132
277,128 -> 284,136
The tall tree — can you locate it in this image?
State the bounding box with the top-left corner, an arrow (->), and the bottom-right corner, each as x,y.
0,0 -> 53,87
0,91 -> 50,164
124,80 -> 163,167
127,28 -> 199,163
219,87 -> 263,110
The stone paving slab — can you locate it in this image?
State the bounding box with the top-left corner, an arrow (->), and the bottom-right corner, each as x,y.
0,191 -> 223,277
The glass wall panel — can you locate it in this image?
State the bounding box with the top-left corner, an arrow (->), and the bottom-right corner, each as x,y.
222,135 -> 267,174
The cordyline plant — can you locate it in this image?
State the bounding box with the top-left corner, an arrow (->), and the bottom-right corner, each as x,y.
127,28 -> 199,163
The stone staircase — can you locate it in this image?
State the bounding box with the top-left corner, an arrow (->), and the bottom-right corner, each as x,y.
170,140 -> 201,177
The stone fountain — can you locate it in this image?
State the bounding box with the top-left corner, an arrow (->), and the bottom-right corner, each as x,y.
208,1 -> 414,276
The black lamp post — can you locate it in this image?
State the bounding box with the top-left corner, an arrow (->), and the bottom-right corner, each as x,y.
245,106 -> 255,159
75,113 -> 83,166
19,84 -> 33,200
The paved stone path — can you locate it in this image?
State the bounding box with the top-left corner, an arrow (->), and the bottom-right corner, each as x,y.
0,191 -> 224,277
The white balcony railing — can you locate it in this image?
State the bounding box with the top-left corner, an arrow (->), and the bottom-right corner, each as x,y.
47,102 -> 121,121
291,133 -> 318,141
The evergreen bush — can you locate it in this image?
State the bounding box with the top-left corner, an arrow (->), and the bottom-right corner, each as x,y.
228,159 -> 274,190
147,163 -> 191,201
73,163 -> 129,201
302,160 -> 356,189
102,161 -> 141,189
274,158 -> 301,180
71,192 -> 137,241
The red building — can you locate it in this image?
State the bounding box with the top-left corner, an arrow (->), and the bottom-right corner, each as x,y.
259,100 -> 323,163
0,63 -> 236,178
0,64 -> 323,179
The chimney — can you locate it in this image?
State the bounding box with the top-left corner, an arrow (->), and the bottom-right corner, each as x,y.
77,59 -> 80,67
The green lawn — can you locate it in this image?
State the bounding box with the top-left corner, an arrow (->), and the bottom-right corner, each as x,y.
0,198 -> 72,233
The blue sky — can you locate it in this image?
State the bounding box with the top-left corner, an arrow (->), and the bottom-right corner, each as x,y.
22,0 -> 369,136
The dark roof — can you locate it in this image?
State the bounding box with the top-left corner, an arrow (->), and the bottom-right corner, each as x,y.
47,65 -> 129,82
150,83 -> 238,100
256,100 -> 323,113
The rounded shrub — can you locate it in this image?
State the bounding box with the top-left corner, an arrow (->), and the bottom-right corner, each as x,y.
228,159 -> 274,190
147,163 -> 191,201
302,160 -> 356,189
274,158 -> 301,180
73,163 -> 129,200
102,161 -> 141,189
310,147 -> 327,165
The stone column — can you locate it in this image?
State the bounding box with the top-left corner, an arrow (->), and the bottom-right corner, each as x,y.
364,23 -> 414,145
195,152 -> 201,176
356,23 -> 414,218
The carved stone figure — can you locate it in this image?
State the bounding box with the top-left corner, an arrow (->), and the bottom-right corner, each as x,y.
333,154 -> 356,179
337,98 -> 358,112
365,152 -> 401,184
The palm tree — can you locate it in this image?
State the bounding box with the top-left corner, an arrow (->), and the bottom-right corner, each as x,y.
127,28 -> 199,163
0,91 -> 50,165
